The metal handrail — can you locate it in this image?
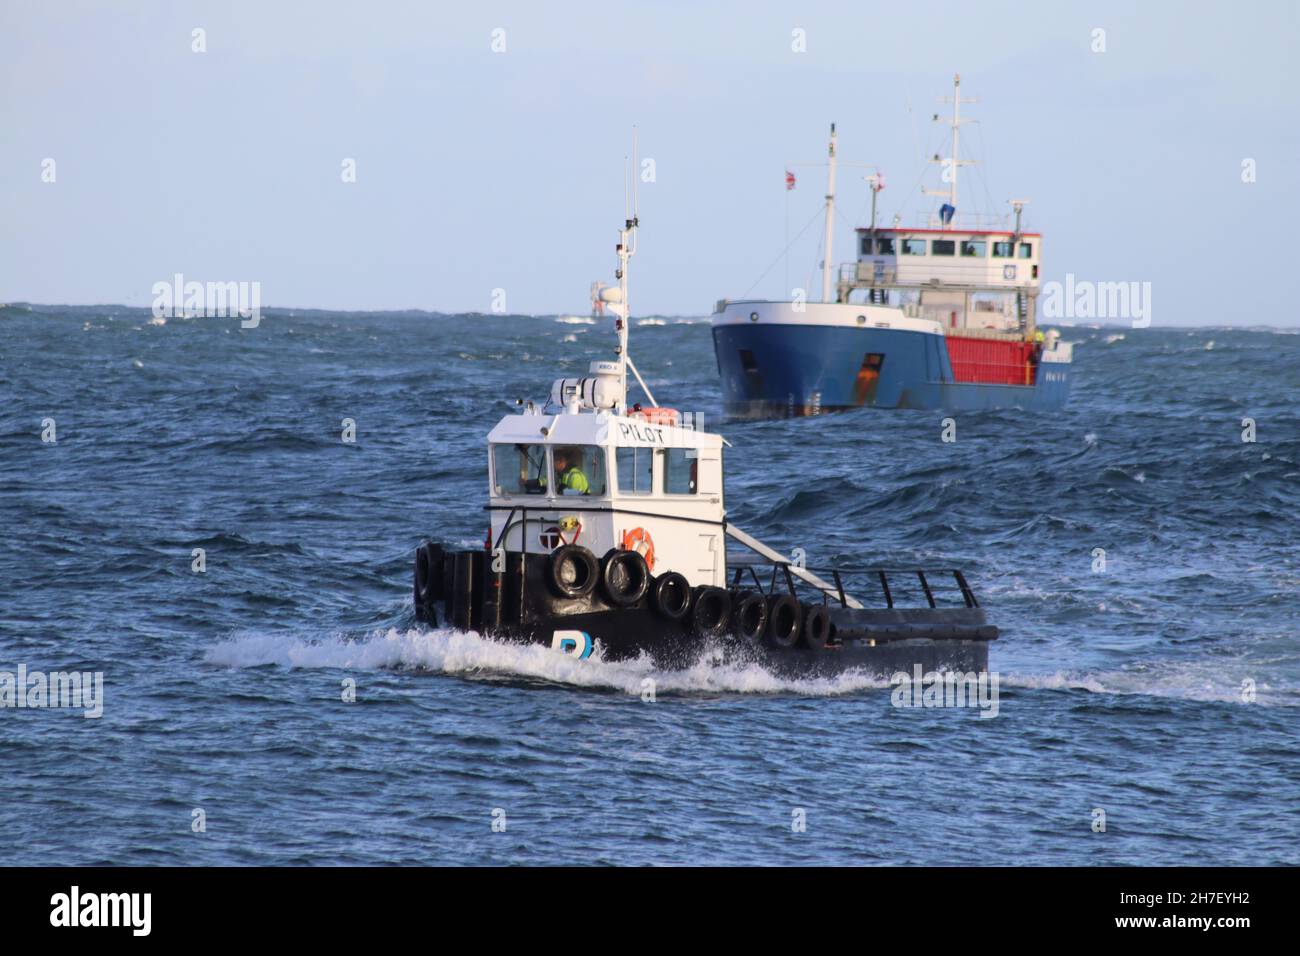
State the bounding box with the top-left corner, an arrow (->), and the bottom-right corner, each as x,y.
730,557 -> 979,610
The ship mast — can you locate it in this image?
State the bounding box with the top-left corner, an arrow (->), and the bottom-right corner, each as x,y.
609,129 -> 656,412
949,76 -> 960,211
821,123 -> 838,302
924,73 -> 977,228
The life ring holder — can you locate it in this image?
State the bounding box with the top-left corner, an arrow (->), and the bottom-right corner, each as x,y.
557,515 -> 583,546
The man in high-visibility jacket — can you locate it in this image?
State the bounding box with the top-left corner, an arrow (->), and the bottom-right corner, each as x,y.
553,447 -> 590,495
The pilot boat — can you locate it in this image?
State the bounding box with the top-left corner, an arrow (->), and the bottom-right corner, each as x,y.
712,74 -> 1074,419
413,204 -> 998,676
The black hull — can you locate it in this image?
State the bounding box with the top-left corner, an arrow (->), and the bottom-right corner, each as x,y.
415,546 -> 997,678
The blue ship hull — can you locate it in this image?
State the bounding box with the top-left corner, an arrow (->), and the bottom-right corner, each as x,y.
713,322 -> 1073,419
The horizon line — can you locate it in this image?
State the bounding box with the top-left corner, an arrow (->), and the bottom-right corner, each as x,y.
1,302 -> 1296,331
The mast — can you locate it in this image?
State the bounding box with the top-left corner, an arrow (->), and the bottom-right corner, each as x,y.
866,172 -> 884,233
609,128 -> 656,412
821,123 -> 838,302
949,75 -> 960,211
1009,198 -> 1032,337
1009,198 -> 1027,242
615,218 -> 632,406
924,73 -> 977,229
618,132 -> 634,406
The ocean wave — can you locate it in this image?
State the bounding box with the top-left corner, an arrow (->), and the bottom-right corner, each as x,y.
1000,667 -> 1295,706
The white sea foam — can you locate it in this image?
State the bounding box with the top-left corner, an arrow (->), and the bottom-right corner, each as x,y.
555,315 -> 596,325
204,629 -> 1295,705
205,627 -> 891,696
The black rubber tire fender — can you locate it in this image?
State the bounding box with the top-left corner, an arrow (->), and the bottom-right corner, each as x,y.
414,542 -> 444,621
650,571 -> 692,621
730,590 -> 768,644
800,602 -> 831,650
600,548 -> 651,607
691,586 -> 732,637
548,544 -> 599,599
765,593 -> 803,649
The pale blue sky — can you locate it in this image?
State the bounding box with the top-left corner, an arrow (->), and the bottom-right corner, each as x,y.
2,0 -> 1296,324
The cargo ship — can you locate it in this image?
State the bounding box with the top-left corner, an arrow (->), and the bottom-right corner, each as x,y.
712,75 -> 1073,418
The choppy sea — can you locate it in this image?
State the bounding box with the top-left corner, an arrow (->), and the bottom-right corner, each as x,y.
1,304 -> 1297,865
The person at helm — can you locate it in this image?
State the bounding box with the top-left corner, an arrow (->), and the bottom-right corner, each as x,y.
552,447 -> 590,495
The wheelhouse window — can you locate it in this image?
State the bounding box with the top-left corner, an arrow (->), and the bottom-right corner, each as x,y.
663,448 -> 698,495
553,445 -> 606,496
902,238 -> 926,256
859,236 -> 872,255
992,240 -> 1014,258
931,239 -> 955,256
492,443 -> 549,496
960,240 -> 986,257
876,236 -> 896,255
616,446 -> 653,495
1018,242 -> 1034,258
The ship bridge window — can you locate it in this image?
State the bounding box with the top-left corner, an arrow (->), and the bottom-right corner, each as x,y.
492,443 -> 549,496
902,238 -> 926,255
554,445 -> 606,496
859,236 -> 871,255
960,240 -> 986,257
931,239 -> 955,256
616,446 -> 654,495
992,240 -> 1013,257
663,447 -> 699,495
876,237 -> 896,255
1018,242 -> 1034,258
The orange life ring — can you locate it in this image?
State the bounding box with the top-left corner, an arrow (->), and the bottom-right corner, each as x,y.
633,407 -> 679,427
621,527 -> 655,571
